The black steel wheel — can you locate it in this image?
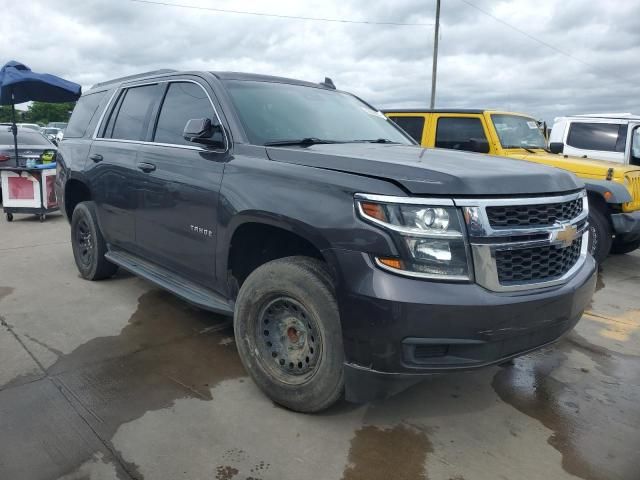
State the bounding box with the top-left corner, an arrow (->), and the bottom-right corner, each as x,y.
75,216 -> 94,269
256,296 -> 322,385
71,201 -> 118,280
6,213 -> 13,222
234,256 -> 344,412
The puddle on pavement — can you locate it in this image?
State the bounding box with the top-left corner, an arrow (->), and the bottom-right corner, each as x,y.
45,289 -> 246,478
0,286 -> 14,302
492,339 -> 640,480
341,424 -> 432,480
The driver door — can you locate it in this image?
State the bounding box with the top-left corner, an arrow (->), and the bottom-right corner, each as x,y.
425,114 -> 492,154
132,79 -> 229,289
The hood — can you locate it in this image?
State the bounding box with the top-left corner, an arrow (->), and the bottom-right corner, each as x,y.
509,150 -> 640,181
265,144 -> 582,196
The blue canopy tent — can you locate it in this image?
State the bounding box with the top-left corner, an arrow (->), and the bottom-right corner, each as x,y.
0,61 -> 81,162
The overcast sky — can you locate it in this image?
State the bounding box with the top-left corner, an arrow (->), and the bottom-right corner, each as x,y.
3,0 -> 639,121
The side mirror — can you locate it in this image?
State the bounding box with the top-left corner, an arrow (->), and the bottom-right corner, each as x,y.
469,138 -> 490,154
549,142 -> 564,154
183,118 -> 224,147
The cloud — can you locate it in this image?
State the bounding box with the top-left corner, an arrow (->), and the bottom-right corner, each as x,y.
2,0 -> 639,121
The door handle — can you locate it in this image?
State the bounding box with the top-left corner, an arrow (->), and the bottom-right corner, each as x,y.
89,153 -> 103,162
137,162 -> 156,173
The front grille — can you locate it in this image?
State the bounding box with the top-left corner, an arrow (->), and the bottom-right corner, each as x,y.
487,198 -> 583,228
495,236 -> 582,284
623,174 -> 640,212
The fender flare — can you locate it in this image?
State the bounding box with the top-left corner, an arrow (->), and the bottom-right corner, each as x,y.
583,180 -> 632,205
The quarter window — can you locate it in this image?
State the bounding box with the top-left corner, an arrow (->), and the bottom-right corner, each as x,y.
435,117 -> 486,152
566,122 -> 626,152
65,91 -> 107,138
105,84 -> 159,141
153,82 -> 218,146
388,116 -> 424,143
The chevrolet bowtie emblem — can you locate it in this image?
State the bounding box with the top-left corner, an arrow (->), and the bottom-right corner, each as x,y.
556,224 -> 578,248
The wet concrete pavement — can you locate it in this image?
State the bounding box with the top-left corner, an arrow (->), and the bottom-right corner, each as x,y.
0,213 -> 639,480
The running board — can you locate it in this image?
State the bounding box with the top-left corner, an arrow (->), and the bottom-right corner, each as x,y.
105,250 -> 234,316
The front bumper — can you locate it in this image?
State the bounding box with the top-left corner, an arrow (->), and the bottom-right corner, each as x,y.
330,249 -> 597,402
611,210 -> 640,235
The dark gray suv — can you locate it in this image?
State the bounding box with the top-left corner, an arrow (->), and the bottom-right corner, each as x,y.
56,69 -> 596,412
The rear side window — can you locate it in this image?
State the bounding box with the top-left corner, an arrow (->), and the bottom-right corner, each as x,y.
388,116 -> 425,143
0,130 -> 52,146
566,122 -> 626,152
105,84 -> 159,141
65,91 -> 107,138
153,82 -> 217,146
435,117 -> 486,151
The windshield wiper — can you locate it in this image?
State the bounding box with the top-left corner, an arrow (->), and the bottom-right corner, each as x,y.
350,138 -> 400,144
264,137 -> 341,147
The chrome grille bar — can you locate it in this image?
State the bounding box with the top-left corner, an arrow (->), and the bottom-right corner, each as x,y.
454,191 -> 589,292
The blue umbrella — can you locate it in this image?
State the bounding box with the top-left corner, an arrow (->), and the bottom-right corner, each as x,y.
0,61 -> 81,164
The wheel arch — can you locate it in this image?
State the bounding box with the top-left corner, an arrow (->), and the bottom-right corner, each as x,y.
221,212 -> 339,298
63,177 -> 92,222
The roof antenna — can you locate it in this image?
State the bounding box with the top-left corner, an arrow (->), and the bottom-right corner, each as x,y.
320,77 -> 336,89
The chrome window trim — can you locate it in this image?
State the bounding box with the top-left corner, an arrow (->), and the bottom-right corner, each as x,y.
91,89 -> 118,139
91,78 -> 229,152
91,137 -> 206,151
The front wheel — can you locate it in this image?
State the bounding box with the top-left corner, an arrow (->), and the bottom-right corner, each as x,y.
588,207 -> 612,264
234,256 -> 344,413
71,201 -> 118,280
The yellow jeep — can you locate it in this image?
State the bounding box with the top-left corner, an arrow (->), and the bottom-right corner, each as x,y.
384,109 -> 640,262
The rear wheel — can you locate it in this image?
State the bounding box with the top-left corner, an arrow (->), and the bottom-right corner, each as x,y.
610,236 -> 640,255
588,206 -> 612,264
234,256 -> 344,413
71,201 -> 118,280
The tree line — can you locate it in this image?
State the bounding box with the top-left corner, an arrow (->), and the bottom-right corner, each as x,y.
0,101 -> 76,125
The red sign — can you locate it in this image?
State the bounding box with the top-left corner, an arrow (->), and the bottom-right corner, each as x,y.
8,177 -> 35,200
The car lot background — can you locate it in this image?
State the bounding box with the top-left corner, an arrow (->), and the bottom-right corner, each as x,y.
0,212 -> 639,480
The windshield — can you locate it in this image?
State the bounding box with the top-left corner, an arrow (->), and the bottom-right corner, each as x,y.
224,80 -> 413,146
491,114 -> 547,149
0,130 -> 53,146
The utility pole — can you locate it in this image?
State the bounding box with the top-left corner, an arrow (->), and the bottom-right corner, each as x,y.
430,0 -> 441,109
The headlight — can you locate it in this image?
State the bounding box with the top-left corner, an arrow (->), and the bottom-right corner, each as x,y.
355,194 -> 472,280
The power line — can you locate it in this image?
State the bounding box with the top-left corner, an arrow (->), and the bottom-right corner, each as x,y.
128,0 -> 433,26
457,0 -> 608,74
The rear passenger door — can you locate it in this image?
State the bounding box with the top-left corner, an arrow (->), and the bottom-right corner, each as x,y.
427,114 -> 491,153
133,79 -> 229,288
87,83 -> 162,252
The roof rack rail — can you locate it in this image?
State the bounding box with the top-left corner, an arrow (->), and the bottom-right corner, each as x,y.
91,69 -> 177,89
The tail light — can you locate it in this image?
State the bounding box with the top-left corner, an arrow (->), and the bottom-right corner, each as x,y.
0,154 -> 10,162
